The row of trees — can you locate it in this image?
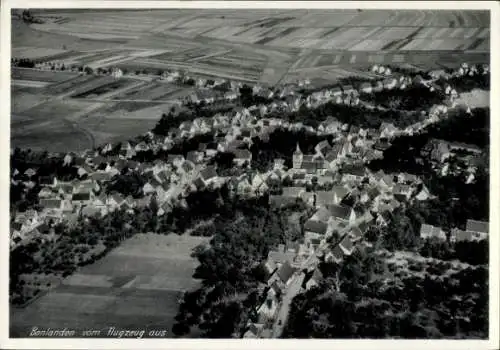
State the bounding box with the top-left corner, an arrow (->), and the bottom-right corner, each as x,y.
360,85 -> 445,112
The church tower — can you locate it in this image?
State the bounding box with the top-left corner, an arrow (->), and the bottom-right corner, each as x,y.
293,143 -> 303,169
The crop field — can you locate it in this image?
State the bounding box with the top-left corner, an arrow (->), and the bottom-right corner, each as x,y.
11,117 -> 93,152
113,82 -> 191,101
11,67 -> 77,83
10,233 -> 210,337
11,91 -> 51,114
11,47 -> 68,59
11,9 -> 490,152
70,78 -> 135,99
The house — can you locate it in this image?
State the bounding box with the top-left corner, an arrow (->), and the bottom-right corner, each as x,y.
232,149 -> 252,167
376,210 -> 393,227
449,228 -> 472,243
262,258 -> 278,279
256,291 -> 278,322
243,323 -> 264,338
310,206 -> 332,223
282,186 -> 305,199
430,141 -> 451,163
393,184 -> 413,201
38,187 -> 56,199
342,165 -> 365,183
420,223 -> 446,240
360,82 -> 373,94
315,140 -> 332,157
39,175 -> 57,187
90,171 -> 113,183
305,268 -> 323,290
343,84 -> 355,95
276,261 -> 296,286
325,245 -> 344,264
167,154 -> 185,168
465,219 -> 489,240
71,192 -> 92,206
339,235 -> 355,255
327,204 -> 356,225
111,67 -> 123,78
383,77 -> 398,90
304,219 -> 328,237
134,141 -> 149,152
268,245 -> 296,266
199,166 -> 218,185
23,168 -> 37,179
39,198 -> 63,211
348,226 -> 364,242
379,122 -> 398,139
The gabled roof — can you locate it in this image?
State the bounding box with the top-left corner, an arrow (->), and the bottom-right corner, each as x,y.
451,228 -> 472,241
304,220 -> 328,235
343,165 -> 365,177
39,198 -> 62,209
327,204 -> 352,220
186,151 -> 202,164
466,220 -> 489,234
90,172 -> 112,182
39,175 -> 55,185
282,187 -> 303,198
232,149 -> 252,160
331,245 -> 344,261
72,192 -> 91,201
200,166 -> 217,181
277,261 -> 295,284
332,185 -> 349,200
420,223 -> 443,237
313,206 -> 332,223
316,140 -> 331,153
339,235 -> 354,252
315,191 -> 334,206
349,227 -> 363,240
181,160 -> 195,173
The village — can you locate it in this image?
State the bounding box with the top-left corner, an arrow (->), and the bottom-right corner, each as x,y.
10,61 -> 489,338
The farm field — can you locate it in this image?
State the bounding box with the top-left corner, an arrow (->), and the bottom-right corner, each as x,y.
11,67 -> 77,83
11,9 -> 490,152
10,233 -> 210,338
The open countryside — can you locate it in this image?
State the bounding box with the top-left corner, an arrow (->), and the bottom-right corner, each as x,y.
11,9 -> 489,152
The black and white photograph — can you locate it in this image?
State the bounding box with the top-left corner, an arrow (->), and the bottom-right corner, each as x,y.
2,1 -> 499,348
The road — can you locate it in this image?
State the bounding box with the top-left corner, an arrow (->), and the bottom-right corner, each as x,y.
271,273 -> 304,338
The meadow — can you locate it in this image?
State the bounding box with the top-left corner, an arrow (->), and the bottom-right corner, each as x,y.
10,233 -> 210,338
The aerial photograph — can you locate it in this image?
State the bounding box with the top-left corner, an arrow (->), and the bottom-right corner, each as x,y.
9,7 -> 491,340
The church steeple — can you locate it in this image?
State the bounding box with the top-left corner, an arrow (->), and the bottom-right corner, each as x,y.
294,143 -> 302,155
293,143 -> 303,169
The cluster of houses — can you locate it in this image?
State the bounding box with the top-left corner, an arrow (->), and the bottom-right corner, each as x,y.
420,219 -> 489,243
423,138 -> 482,182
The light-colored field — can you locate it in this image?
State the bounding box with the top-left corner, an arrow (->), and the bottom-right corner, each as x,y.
11,80 -> 50,88
10,233 -> 210,337
455,89 -> 490,108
